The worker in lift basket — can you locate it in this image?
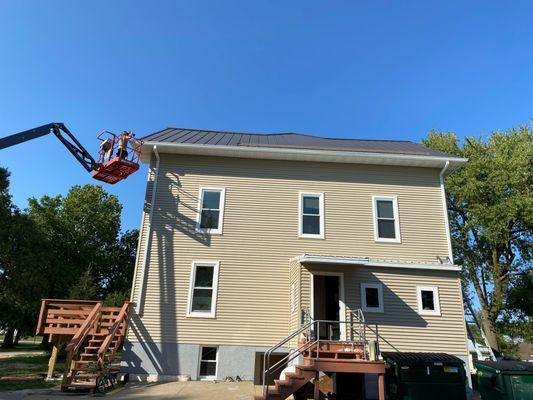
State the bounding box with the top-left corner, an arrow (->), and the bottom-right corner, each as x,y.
99,139 -> 113,161
116,131 -> 135,159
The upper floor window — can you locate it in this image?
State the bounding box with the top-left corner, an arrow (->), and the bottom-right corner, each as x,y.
416,286 -> 441,316
197,187 -> 225,234
299,192 -> 324,239
361,283 -> 384,313
187,261 -> 220,318
373,196 -> 401,243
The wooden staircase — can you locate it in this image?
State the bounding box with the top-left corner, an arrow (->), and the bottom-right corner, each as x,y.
258,312 -> 386,400
36,299 -> 131,393
266,364 -> 316,399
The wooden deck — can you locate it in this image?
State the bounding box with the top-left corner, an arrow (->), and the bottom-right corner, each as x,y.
35,299 -> 131,393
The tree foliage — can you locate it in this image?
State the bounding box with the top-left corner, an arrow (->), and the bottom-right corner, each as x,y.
0,173 -> 138,348
424,126 -> 533,352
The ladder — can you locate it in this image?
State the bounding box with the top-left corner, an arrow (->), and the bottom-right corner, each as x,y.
464,296 -> 495,361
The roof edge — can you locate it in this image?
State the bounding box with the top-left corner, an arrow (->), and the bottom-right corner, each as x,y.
140,141 -> 467,174
294,254 -> 462,271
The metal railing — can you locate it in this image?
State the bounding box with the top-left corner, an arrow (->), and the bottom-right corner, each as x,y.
262,308 -> 378,400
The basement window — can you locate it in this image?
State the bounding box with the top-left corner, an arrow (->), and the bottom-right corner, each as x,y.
197,187 -> 225,234
187,261 -> 220,318
417,286 -> 441,316
373,196 -> 401,243
361,283 -> 384,313
299,192 -> 324,239
198,346 -> 218,379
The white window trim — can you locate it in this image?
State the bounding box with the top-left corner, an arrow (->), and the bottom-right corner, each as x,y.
196,187 -> 226,235
372,195 -> 401,243
197,345 -> 219,380
416,286 -> 441,316
298,192 -> 325,239
360,283 -> 384,313
186,261 -> 220,318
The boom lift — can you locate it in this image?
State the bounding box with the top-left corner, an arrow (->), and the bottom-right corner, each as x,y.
0,123 -> 142,184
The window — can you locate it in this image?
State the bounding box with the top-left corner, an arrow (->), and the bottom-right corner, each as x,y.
197,187 -> 225,234
187,261 -> 220,318
361,283 -> 384,313
198,346 -> 218,379
416,286 -> 441,316
373,196 -> 401,243
299,192 -> 324,238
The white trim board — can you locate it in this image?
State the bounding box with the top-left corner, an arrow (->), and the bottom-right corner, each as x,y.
310,271 -> 346,341
140,141 -> 467,174
294,254 -> 462,272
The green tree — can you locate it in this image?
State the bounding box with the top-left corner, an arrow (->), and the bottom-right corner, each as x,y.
69,268 -> 99,300
28,184 -> 124,298
0,178 -> 138,348
0,168 -> 49,348
424,126 -> 533,352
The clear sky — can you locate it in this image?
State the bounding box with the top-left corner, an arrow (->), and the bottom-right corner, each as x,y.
1,1 -> 532,231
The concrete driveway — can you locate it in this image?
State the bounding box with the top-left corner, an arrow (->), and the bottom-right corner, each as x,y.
0,381 -> 262,400
108,381 -> 261,399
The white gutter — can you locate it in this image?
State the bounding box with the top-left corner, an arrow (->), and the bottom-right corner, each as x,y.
439,160 -> 454,261
294,254 -> 462,272
136,145 -> 160,314
140,141 -> 467,173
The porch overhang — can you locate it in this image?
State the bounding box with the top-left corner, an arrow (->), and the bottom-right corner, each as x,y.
293,254 -> 462,272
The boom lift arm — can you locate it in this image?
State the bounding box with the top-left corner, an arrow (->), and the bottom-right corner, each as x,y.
0,123 -> 142,184
0,122 -> 99,172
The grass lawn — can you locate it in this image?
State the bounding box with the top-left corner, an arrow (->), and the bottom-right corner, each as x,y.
0,343 -> 62,391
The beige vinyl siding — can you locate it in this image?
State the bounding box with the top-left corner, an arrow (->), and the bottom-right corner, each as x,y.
299,263 -> 467,355
288,258 -> 301,347
129,154 -> 463,353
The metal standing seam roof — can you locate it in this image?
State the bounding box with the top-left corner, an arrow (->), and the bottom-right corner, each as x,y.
381,352 -> 465,365
141,128 -> 459,158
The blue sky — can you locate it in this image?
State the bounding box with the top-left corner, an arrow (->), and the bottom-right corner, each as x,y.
1,1 -> 532,231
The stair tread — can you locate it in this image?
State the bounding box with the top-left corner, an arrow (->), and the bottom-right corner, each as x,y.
284,372 -> 305,380
295,364 -> 316,371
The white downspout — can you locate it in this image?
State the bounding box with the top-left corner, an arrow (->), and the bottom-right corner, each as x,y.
439,160 -> 453,261
136,145 -> 160,314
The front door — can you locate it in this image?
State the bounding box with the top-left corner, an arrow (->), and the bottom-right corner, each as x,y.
312,274 -> 344,340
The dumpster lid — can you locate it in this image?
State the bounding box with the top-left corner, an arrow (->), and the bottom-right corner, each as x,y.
381,352 -> 465,366
474,360 -> 533,373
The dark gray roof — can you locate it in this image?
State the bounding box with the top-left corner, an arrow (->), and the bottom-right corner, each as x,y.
142,128 -> 456,158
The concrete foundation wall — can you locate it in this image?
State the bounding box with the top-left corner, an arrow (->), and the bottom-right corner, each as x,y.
121,340 -> 287,381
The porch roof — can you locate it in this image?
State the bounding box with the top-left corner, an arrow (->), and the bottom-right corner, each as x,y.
293,254 -> 462,272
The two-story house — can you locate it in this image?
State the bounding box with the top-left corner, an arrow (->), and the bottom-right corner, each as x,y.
122,128 -> 470,398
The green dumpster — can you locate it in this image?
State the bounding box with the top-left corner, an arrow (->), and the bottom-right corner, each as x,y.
475,360 -> 533,400
382,352 -> 467,400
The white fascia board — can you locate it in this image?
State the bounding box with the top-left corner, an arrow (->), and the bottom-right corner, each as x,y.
294,254 -> 462,272
140,141 -> 467,173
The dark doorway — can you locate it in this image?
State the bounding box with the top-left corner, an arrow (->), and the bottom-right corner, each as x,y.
313,274 -> 341,340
